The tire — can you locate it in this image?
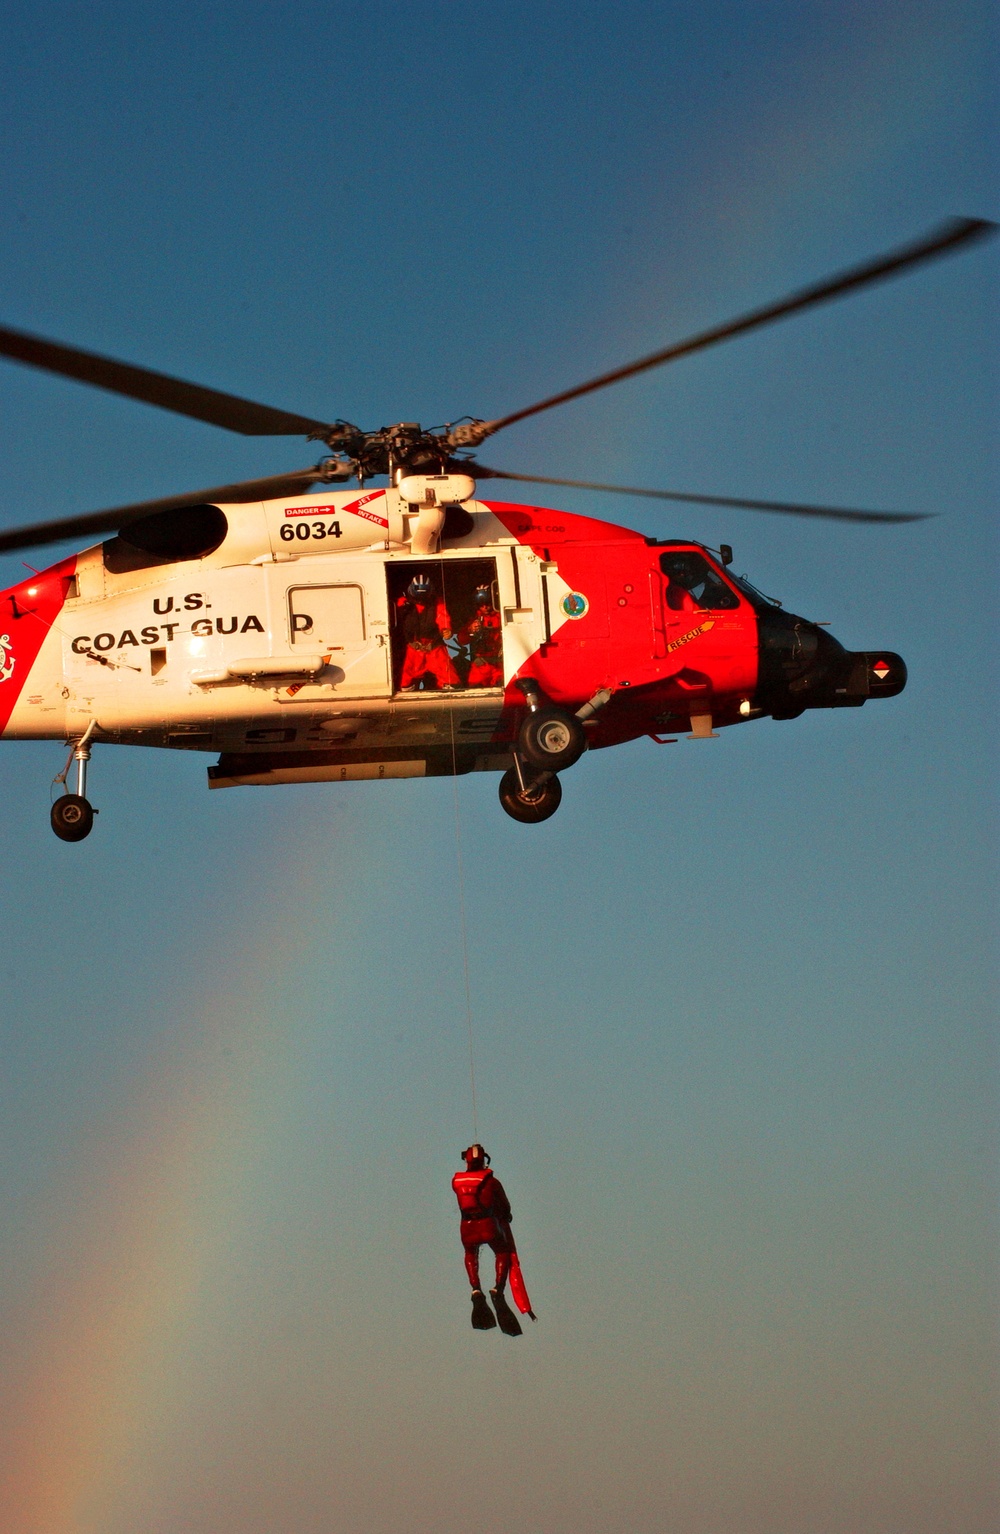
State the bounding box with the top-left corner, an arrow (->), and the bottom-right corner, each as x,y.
51,794 -> 94,842
518,707 -> 586,772
498,767 -> 562,824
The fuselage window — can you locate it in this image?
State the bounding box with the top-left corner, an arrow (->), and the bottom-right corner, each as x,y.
659,550 -> 740,611
288,585 -> 366,646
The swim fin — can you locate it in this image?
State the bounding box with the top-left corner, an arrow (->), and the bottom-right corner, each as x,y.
490,1288 -> 523,1337
470,1289 -> 497,1330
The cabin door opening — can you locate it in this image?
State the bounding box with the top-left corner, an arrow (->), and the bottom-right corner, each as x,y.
388,559 -> 501,694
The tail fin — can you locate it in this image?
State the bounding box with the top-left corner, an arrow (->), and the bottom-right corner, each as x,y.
0,557 -> 76,734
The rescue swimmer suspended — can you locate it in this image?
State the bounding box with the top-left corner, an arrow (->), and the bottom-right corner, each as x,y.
0,216 -> 993,840
452,1144 -> 534,1334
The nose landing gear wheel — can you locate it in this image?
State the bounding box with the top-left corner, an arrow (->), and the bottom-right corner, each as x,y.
498,767 -> 562,824
518,707 -> 587,772
51,794 -> 94,842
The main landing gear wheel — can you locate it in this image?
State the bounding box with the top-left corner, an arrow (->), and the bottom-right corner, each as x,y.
498,767 -> 562,824
517,707 -> 587,772
51,794 -> 94,842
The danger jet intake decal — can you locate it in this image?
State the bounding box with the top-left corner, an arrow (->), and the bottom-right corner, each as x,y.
284,489 -> 389,529
342,490 -> 389,527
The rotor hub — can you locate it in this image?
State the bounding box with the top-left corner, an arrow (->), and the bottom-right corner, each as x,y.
311,418 -> 480,482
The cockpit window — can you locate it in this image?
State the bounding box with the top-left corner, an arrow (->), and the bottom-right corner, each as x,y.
726,571 -> 782,610
659,550 -> 740,610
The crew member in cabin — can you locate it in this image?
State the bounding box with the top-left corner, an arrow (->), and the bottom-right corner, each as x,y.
396,572 -> 461,690
451,1144 -> 535,1335
457,585 -> 503,688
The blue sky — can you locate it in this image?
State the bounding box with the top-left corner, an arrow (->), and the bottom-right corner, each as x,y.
0,4 -> 995,1531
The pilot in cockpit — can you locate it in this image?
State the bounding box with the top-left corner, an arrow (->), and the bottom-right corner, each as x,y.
660,550 -> 739,612
661,552 -> 702,611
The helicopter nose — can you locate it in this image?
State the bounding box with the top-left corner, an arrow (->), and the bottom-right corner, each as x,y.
842,650 -> 907,700
758,630 -> 907,718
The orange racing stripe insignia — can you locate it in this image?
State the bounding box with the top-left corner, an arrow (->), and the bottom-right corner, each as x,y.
664,619 -> 715,654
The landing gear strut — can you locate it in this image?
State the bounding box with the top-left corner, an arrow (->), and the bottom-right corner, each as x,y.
498,765 -> 562,823
499,684 -> 613,824
518,707 -> 587,772
51,727 -> 97,842
514,679 -> 588,772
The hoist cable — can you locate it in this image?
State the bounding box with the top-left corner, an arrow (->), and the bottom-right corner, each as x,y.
441,562 -> 479,1139
449,745 -> 479,1141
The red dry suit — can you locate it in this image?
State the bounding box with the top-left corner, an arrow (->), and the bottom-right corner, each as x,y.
397,595 -> 460,690
451,1166 -> 534,1315
458,606 -> 503,688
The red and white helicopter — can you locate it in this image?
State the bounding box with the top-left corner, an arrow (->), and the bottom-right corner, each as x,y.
0,217 -> 992,839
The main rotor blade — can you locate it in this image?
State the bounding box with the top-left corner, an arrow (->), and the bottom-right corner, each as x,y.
470,465 -> 930,524
474,217 -> 996,441
0,466 -> 324,556
0,325 -> 332,436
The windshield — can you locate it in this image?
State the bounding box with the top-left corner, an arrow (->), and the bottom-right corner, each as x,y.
726,570 -> 782,610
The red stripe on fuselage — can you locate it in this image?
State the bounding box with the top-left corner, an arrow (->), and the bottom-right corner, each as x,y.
487,501 -> 643,548
0,556 -> 77,734
485,500 -> 639,710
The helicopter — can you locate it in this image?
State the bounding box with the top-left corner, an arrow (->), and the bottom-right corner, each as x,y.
0,216 -> 993,839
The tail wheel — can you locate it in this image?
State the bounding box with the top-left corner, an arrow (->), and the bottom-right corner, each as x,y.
518,707 -> 587,772
498,768 -> 562,824
51,794 -> 94,842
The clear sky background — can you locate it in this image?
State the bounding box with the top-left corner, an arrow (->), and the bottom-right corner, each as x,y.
0,3 -> 995,1531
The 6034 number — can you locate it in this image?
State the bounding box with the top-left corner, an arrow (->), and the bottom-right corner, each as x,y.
280,520 -> 342,542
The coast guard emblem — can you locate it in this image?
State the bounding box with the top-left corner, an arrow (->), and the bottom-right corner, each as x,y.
0,635 -> 14,682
